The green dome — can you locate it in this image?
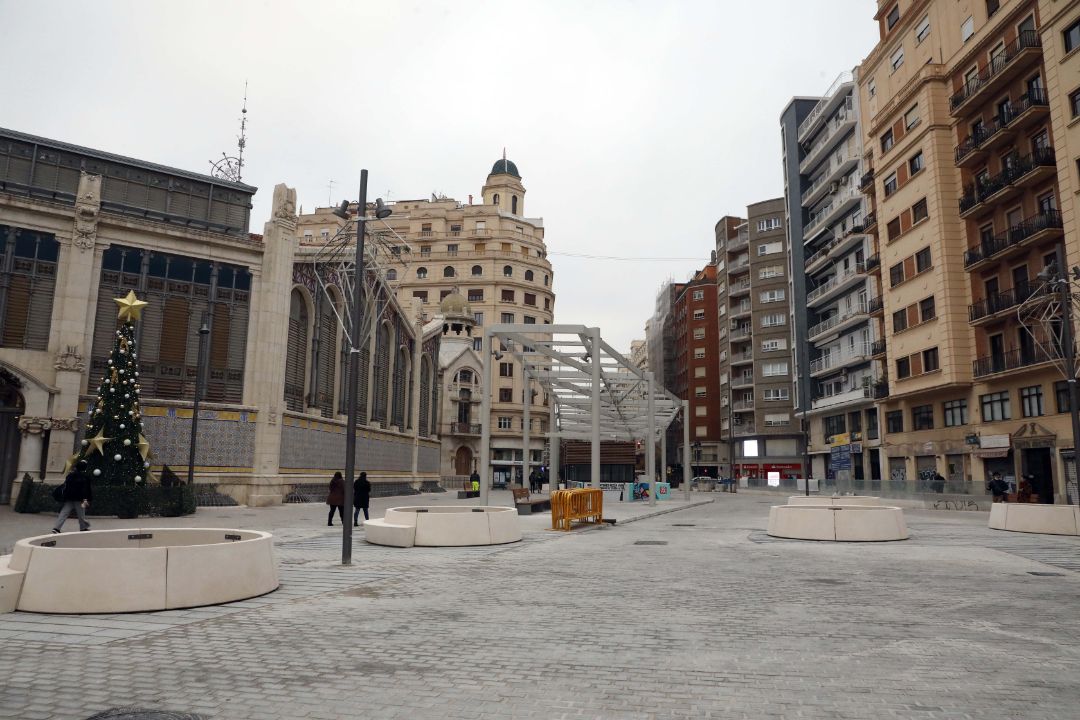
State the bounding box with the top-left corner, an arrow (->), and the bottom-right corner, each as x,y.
490,158 -> 521,178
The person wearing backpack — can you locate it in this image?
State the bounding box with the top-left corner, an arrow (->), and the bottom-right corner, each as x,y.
52,459 -> 93,533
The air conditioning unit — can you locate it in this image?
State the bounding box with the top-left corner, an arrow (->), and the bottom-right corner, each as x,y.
829,182 -> 839,193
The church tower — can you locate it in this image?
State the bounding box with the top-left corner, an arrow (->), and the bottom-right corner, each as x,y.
481,151 -> 526,216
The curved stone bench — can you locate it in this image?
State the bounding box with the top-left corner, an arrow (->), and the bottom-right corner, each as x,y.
787,496 -> 881,506
2,528 -> 278,614
767,505 -> 908,541
989,504 -> 1080,536
365,506 -> 522,548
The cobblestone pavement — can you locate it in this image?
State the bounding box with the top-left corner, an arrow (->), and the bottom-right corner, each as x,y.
3,493 -> 1080,719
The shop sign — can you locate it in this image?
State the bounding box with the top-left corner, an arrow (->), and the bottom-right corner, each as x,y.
981,434 -> 1011,449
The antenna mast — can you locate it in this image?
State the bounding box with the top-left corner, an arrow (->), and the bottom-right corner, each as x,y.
210,81 -> 249,183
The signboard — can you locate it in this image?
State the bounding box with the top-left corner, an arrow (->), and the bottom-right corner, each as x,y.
831,433 -> 850,446
627,482 -> 672,501
981,434 -> 1011,449
850,443 -> 863,454
830,444 -> 852,471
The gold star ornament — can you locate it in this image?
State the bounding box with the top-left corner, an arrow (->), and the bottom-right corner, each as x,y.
87,430 -> 111,455
62,453 -> 80,474
114,290 -> 149,322
137,434 -> 151,460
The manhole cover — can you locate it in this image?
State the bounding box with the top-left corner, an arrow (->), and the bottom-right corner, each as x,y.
634,540 -> 668,546
805,578 -> 846,585
1028,571 -> 1065,577
671,523 -> 696,527
86,710 -> 206,720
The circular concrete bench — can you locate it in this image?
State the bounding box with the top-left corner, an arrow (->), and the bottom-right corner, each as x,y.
365,506 -> 522,548
787,496 -> 881,506
3,528 -> 278,614
767,504 -> 908,541
989,503 -> 1080,536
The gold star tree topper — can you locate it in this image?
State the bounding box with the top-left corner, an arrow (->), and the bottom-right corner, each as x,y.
115,290 -> 149,322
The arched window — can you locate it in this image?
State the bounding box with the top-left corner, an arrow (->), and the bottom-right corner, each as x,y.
443,266 -> 456,278
544,274 -> 549,286
284,289 -> 308,413
372,322 -> 390,427
503,265 -> 513,277
314,294 -> 337,418
457,389 -> 471,424
471,265 -> 482,276
416,267 -> 428,279
419,355 -> 432,437
511,195 -> 518,214
386,269 -> 397,281
524,270 -> 534,282
458,369 -> 473,384
493,193 -> 500,205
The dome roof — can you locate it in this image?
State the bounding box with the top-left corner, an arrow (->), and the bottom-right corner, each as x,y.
490,158 -> 521,178
438,291 -> 472,319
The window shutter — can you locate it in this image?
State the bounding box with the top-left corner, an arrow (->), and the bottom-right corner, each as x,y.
910,352 -> 923,375
316,306 -> 336,417
372,323 -> 390,427
284,291 -> 308,412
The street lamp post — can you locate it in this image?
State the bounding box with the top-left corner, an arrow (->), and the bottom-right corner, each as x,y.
186,313 -> 210,487
1045,245 -> 1080,507
692,440 -> 702,478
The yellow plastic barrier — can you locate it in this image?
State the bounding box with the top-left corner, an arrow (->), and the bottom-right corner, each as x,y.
550,488 -> 604,531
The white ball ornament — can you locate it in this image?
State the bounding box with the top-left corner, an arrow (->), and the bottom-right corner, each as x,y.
92,469 -> 101,476
125,394 -> 130,399
119,424 -> 126,429
119,369 -> 124,374
81,439 -> 88,446
134,372 -> 139,377
113,454 -> 122,461
128,411 -> 134,416
108,360 -> 113,365
110,388 -> 115,393
134,475 -> 142,482
123,439 -> 131,446
143,461 -> 150,468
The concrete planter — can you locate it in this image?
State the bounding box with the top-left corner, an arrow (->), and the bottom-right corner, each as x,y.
767,504 -> 908,541
787,496 -> 881,506
988,504 -> 1080,536
365,506 -> 521,548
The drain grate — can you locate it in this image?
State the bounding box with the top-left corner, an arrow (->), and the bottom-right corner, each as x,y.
634,540 -> 668,546
1028,571 -> 1065,577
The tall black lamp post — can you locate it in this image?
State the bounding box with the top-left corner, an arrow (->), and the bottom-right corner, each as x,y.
692,440 -> 702,477
334,171 -> 392,565
187,313 -> 211,487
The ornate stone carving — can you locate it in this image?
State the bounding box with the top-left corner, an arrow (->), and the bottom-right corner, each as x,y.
54,345 -> 86,373
272,184 -> 298,230
267,405 -> 278,426
18,417 -> 52,435
72,173 -> 102,252
49,417 -> 80,433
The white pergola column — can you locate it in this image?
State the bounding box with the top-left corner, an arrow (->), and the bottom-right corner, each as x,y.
682,400 -> 691,500
660,424 -> 667,490
479,329 -> 493,506
522,370 -> 531,489
590,327 -> 601,489
647,371 -> 657,507
549,400 -> 559,490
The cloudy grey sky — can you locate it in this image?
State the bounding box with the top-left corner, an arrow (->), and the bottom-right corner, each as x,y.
1,0 -> 878,352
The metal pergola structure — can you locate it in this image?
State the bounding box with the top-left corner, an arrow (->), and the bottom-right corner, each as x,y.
480,324 -> 691,507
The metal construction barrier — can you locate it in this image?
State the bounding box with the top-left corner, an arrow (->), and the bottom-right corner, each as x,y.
550,488 -> 604,531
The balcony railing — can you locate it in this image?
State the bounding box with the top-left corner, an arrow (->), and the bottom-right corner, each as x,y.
804,186 -> 862,240
953,90 -> 1049,165
728,233 -> 749,252
729,278 -> 752,295
963,210 -> 1063,269
858,168 -> 875,191
734,423 -> 757,436
968,279 -> 1046,322
806,261 -> 867,305
807,301 -> 870,339
867,296 -> 884,314
449,422 -> 482,435
732,399 -> 755,411
797,71 -> 854,142
950,31 -> 1042,113
865,253 -> 881,271
732,375 -> 754,388
730,349 -> 754,364
870,339 -> 887,356
973,345 -> 1055,378
800,102 -> 857,174
809,342 -> 873,375
731,326 -> 752,341
863,212 -> 877,231
959,147 -> 1057,216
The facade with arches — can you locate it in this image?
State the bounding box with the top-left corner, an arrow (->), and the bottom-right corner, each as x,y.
296,157 -> 556,485
0,127 -> 441,506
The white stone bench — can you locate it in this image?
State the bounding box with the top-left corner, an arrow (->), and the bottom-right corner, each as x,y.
0,556 -> 24,614
362,518 -> 417,548
989,504 -> 1080,536
767,504 -> 908,541
787,496 -> 881,506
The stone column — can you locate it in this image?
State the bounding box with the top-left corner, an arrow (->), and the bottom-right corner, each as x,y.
409,298 -> 423,483
248,184 -> 299,506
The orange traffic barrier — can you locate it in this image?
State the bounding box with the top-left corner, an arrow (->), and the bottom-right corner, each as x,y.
550,488 -> 604,531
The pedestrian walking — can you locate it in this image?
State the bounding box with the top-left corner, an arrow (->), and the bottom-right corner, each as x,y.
327,471 -> 345,526
987,472 -> 1009,503
52,459 -> 93,533
353,471 -> 371,525
469,470 -> 480,492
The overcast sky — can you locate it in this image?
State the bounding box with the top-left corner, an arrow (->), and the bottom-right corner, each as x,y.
1,0 -> 878,353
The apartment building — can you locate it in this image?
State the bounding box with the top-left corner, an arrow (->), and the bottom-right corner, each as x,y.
296,157 -> 555,487
782,73 -> 885,489
859,0 -> 1080,501
673,264 -> 725,476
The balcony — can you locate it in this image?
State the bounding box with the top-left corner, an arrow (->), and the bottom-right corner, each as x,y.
799,103 -> 858,175
797,71 -> 854,143
731,301 -> 752,318
807,302 -> 870,342
809,342 -> 873,376
732,375 -> 754,388
734,423 -> 757,436
950,31 -> 1043,115
729,257 -> 750,274
870,339 -> 887,357
812,385 -> 873,411
732,399 -> 755,411
868,296 -> 884,315
871,381 -> 889,399
972,345 -> 1055,379
731,326 -> 752,341
806,262 -> 868,308
959,147 -> 1058,218
728,231 -> 750,252
803,186 -> 862,242
952,90 -> 1049,168
449,422 -> 482,436
858,168 -> 875,192
962,209 -> 1064,270
865,253 -> 881,271
968,279 -> 1047,324
728,278 -> 751,296
863,212 -> 877,232
802,151 -> 861,207
730,349 -> 754,365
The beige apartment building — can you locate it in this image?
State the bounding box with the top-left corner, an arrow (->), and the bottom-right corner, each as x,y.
859,0 -> 1080,501
296,158 -> 555,485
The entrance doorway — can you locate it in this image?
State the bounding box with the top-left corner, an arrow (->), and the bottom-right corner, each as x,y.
1022,447 -> 1054,503
454,446 -> 473,476
0,376 -> 24,505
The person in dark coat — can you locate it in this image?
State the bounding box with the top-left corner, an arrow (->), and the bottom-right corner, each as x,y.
353,471 -> 371,525
988,472 -> 1009,503
327,471 -> 345,526
53,459 -> 93,533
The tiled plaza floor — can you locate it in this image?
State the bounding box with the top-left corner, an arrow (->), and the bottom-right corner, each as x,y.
2,492 -> 1080,719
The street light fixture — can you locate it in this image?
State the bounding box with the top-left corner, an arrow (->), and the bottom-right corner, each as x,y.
186,313 -> 211,487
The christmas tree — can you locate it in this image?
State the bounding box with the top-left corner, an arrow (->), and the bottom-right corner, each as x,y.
75,290 -> 153,485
